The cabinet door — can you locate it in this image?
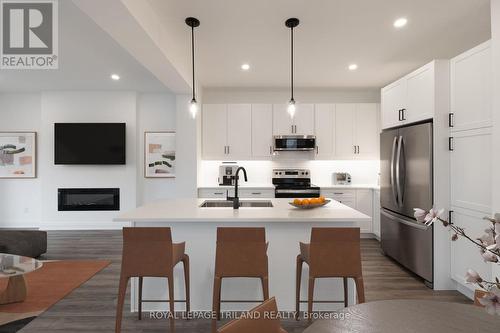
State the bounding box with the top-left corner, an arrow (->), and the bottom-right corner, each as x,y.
314,104 -> 335,159
293,104 -> 315,134
381,79 -> 406,129
251,104 -> 274,158
451,41 -> 492,131
355,103 -> 379,159
406,63 -> 434,124
450,127 -> 492,213
227,104 -> 252,158
356,189 -> 373,233
273,104 -> 294,135
202,104 -> 227,159
335,104 -> 356,158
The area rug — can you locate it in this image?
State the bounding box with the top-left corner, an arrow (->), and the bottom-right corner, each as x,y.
0,260 -> 110,329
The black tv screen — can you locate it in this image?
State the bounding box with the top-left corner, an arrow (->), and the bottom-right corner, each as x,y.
54,123 -> 126,165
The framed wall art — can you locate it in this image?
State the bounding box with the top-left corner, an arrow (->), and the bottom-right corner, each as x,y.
0,132 -> 37,178
144,131 -> 176,178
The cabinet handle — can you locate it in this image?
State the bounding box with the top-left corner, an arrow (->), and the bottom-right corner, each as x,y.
270,146 -> 272,155
227,146 -> 230,154
224,146 -> 227,154
334,192 -> 344,195
353,145 -> 357,154
291,125 -> 294,133
448,113 -> 454,128
214,192 -> 224,195
448,137 -> 454,151
401,109 -> 406,121
316,146 -> 319,154
251,192 -> 262,195
357,145 -> 360,154
398,109 -> 402,121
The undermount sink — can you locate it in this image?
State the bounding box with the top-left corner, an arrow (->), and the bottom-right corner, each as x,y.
200,200 -> 273,208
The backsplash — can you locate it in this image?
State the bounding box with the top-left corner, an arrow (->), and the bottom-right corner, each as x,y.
199,160 -> 380,186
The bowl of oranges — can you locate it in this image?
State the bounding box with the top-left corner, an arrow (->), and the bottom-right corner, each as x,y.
290,196 -> 330,209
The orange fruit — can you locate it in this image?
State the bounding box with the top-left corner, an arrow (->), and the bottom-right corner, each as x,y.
301,199 -> 310,206
293,198 -> 302,205
310,198 -> 319,204
319,196 -> 326,203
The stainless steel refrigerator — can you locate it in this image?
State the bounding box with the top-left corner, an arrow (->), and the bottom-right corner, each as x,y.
380,121 -> 433,286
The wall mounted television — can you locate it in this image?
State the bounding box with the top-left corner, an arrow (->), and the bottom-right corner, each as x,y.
54,123 -> 126,165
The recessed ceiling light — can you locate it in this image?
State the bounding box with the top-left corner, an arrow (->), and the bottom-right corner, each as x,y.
393,17 -> 408,28
348,64 -> 358,71
241,63 -> 250,71
110,74 -> 120,81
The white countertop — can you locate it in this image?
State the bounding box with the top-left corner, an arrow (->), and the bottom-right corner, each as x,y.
114,198 -> 370,223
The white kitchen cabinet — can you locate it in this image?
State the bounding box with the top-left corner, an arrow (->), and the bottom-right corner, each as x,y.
198,188 -> 274,198
314,104 -> 335,159
381,79 -> 406,129
381,61 -> 442,129
335,104 -> 356,158
273,103 -> 314,135
450,208 -> 493,292
372,190 -> 381,239
355,189 -> 373,233
450,127 -> 492,214
321,188 -> 374,234
227,104 -> 252,159
251,104 -> 274,158
202,104 -> 252,159
202,104 -> 227,159
406,62 -> 435,124
355,103 -> 379,158
335,104 -> 379,159
450,41 -> 492,132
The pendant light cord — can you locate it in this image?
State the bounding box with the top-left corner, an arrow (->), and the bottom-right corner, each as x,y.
191,26 -> 196,101
290,26 -> 294,101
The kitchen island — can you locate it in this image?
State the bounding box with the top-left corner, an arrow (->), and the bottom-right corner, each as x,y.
114,198 -> 370,312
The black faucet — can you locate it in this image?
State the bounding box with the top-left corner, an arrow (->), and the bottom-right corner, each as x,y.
232,167 -> 248,209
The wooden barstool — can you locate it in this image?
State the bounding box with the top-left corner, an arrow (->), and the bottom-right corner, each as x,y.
116,227 -> 190,333
296,227 -> 365,322
217,297 -> 288,333
212,227 -> 269,332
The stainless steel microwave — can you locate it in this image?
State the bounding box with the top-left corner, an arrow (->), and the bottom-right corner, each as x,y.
273,135 -> 316,151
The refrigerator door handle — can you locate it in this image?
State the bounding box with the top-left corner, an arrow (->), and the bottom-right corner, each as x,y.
381,210 -> 430,231
396,135 -> 404,207
390,136 -> 398,206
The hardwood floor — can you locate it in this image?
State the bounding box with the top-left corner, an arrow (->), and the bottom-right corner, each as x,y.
18,231 -> 470,333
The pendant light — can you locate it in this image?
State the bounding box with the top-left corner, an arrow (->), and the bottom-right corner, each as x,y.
285,18 -> 299,119
186,17 -> 200,119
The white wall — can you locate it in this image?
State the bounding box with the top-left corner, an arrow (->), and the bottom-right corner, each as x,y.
0,90 -> 190,230
0,93 -> 42,228
137,93 -> 177,204
39,92 -> 137,229
490,0 -> 500,279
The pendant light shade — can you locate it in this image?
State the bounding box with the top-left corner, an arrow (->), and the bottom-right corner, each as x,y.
285,18 -> 299,119
186,17 -> 200,119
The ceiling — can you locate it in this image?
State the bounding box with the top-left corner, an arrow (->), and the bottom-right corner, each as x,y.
0,1 -> 167,92
147,0 -> 491,89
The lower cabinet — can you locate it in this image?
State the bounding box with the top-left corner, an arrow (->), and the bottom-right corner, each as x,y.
198,188 -> 274,199
321,188 -> 374,233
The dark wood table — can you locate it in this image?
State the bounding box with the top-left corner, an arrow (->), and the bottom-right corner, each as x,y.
303,300 -> 500,333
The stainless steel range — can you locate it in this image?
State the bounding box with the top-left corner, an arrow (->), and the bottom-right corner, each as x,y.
272,168 -> 320,198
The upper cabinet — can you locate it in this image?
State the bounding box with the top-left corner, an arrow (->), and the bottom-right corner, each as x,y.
335,103 -> 380,159
251,104 -> 274,158
273,104 -> 314,135
381,61 -> 438,129
202,103 -> 379,161
450,41 -> 492,131
202,104 -> 252,159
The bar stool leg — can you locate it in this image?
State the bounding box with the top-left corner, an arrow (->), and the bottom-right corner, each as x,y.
138,277 -> 143,320
167,274 -> 175,332
115,275 -> 129,333
182,255 -> 191,315
261,276 -> 269,301
343,277 -> 348,307
307,277 -> 315,323
212,276 -> 222,321
354,276 -> 365,304
295,256 -> 303,320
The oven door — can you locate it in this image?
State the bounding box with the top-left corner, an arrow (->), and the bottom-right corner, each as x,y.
275,188 -> 320,198
274,135 -> 316,151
